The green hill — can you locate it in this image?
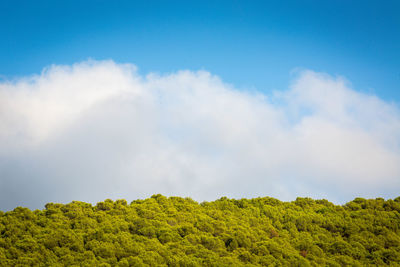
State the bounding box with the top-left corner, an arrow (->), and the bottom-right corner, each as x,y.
1,195 -> 400,266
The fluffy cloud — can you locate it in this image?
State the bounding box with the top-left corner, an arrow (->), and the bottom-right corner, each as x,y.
0,60 -> 399,210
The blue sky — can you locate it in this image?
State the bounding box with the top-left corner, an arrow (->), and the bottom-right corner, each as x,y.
1,1 -> 400,209
1,0 -> 399,101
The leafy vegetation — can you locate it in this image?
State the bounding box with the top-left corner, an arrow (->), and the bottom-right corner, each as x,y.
1,195 -> 400,266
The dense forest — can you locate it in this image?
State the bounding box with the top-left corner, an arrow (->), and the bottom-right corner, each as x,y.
1,195 -> 400,266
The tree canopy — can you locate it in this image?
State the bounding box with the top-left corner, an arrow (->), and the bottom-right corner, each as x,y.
1,195 -> 400,266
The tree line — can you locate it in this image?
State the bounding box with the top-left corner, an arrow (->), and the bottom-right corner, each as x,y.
1,195 -> 400,266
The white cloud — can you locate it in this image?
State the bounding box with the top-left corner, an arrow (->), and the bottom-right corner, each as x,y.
0,60 -> 399,210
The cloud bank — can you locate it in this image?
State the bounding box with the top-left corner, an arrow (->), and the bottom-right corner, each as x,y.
1,60 -> 399,210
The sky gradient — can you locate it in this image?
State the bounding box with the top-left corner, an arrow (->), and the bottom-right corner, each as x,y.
1,0 -> 399,101
0,1 -> 400,210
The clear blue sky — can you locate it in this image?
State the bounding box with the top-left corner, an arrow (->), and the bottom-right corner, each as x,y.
1,0 -> 399,101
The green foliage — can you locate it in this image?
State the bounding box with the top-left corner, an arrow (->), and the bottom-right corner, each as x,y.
1,196 -> 400,266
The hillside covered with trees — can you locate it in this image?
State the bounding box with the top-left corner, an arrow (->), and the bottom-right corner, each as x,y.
1,195 -> 400,266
